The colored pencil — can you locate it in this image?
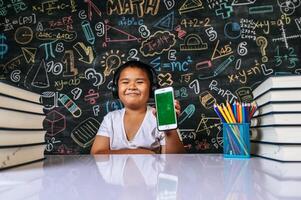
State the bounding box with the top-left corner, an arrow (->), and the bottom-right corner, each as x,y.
222,103 -> 233,123
233,101 -> 237,122
213,104 -> 225,123
242,103 -> 245,123
213,101 -> 251,156
226,101 -> 237,123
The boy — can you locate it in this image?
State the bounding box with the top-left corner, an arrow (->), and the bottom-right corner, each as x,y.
91,61 -> 185,154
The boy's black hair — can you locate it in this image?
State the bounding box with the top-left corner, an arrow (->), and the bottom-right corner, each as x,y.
111,60 -> 158,99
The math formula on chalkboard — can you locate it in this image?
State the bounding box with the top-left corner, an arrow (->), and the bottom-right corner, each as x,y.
1,0 -> 300,154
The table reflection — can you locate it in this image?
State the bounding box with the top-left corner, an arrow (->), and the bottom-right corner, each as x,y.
97,154 -> 160,199
1,155 -> 301,200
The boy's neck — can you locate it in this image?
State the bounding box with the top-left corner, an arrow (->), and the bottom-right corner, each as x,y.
125,106 -> 147,115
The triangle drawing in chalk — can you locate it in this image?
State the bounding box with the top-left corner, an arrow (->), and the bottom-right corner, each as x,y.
154,12 -> 174,31
232,0 -> 256,6
211,40 -> 233,61
105,24 -> 139,43
31,60 -> 50,88
179,0 -> 204,14
21,47 -> 36,63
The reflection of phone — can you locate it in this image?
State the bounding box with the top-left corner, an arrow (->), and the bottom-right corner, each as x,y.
154,87 -> 177,131
156,173 -> 178,200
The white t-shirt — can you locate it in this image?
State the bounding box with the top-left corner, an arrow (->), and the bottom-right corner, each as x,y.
97,106 -> 165,150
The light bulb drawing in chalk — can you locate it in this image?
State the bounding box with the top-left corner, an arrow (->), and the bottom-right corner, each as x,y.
100,50 -> 125,77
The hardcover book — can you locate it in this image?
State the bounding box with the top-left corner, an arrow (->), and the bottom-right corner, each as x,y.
0,129 -> 45,147
251,112 -> 301,127
0,107 -> 45,129
0,94 -> 44,114
254,89 -> 301,107
251,126 -> 301,144
0,144 -> 46,170
252,75 -> 301,99
251,141 -> 301,162
0,82 -> 41,104
254,101 -> 301,116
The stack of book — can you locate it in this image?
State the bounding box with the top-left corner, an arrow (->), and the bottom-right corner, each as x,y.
250,75 -> 301,161
0,82 -> 46,170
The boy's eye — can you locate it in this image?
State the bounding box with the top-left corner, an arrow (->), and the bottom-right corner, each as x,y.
136,81 -> 144,84
121,81 -> 129,84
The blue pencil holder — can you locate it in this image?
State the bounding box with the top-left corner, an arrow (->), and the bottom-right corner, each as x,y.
223,123 -> 250,158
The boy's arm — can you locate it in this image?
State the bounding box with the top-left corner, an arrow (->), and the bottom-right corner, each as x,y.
109,148 -> 156,154
90,135 -> 156,154
90,135 -> 110,154
161,129 -> 186,154
152,100 -> 186,154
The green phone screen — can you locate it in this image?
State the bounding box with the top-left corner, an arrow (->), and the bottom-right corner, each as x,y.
156,91 -> 176,126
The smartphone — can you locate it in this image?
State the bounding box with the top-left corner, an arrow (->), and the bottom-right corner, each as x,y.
154,87 -> 178,131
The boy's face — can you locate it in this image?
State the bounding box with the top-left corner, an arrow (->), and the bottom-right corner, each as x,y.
118,67 -> 151,109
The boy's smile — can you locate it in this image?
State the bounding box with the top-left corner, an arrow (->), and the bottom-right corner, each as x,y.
118,67 -> 151,109
124,90 -> 140,96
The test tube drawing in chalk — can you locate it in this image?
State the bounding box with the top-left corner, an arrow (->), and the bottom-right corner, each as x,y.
58,94 -> 82,118
178,104 -> 195,124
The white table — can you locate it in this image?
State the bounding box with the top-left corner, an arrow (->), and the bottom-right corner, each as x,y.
1,154 -> 301,200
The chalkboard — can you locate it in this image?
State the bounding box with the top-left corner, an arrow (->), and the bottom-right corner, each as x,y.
0,0 -> 300,154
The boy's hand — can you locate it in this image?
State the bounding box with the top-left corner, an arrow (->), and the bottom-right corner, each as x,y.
152,100 -> 181,117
